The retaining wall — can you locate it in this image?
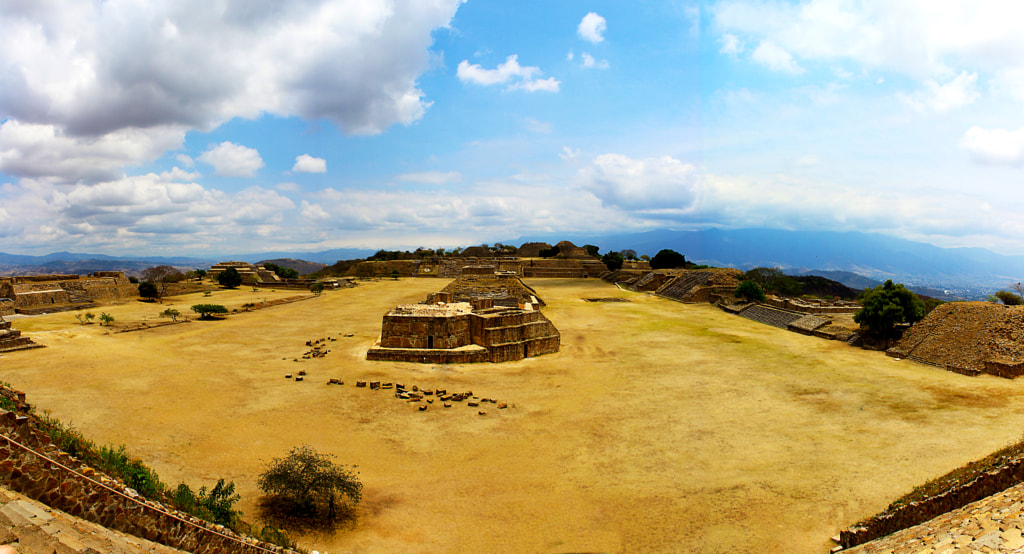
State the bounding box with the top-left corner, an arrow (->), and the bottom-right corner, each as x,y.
0,405 -> 294,554
840,455 -> 1024,549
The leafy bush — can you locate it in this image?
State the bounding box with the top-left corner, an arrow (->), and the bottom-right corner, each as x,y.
538,246 -> 561,258
993,290 -> 1024,305
138,281 -> 159,300
160,308 -> 181,321
75,312 -> 96,325
99,445 -> 164,498
735,280 -> 766,302
258,445 -> 362,521
192,304 -> 229,319
98,312 -> 114,326
173,480 -> 241,527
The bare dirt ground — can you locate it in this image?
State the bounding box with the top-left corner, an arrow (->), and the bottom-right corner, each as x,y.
3,279 -> 1024,553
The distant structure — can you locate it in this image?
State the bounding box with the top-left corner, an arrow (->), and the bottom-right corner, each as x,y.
206,262 -> 279,284
367,269 -> 560,363
0,317 -> 42,353
0,272 -> 136,315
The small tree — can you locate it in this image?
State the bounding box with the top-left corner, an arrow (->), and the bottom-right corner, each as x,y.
620,249 -> 638,261
194,269 -> 207,281
139,282 -> 159,301
602,251 -> 624,271
258,445 -> 362,521
217,267 -> 243,289
854,280 -> 926,337
98,312 -> 114,326
583,244 -> 601,259
650,249 -> 687,270
310,283 -> 324,296
735,280 -> 766,302
172,480 -> 240,527
75,312 -> 96,325
538,246 -> 561,258
160,308 -> 181,322
191,304 -> 229,319
390,269 -> 399,280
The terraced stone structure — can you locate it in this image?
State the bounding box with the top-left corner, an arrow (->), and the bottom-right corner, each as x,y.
888,301 -> 1024,378
367,274 -> 560,363
0,320 -> 42,353
0,272 -> 137,315
207,261 -> 279,284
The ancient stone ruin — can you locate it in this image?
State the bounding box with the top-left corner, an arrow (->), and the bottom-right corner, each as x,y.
367,272 -> 560,364
0,318 -> 42,353
0,272 -> 137,315
206,261 -> 279,284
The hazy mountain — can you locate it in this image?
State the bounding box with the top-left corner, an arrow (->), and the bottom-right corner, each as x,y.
258,258 -> 328,276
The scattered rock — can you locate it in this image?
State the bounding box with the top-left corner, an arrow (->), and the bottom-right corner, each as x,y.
285,374 -> 292,379
356,381 -> 367,387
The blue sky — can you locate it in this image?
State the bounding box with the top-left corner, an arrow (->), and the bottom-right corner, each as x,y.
3,1 -> 1024,256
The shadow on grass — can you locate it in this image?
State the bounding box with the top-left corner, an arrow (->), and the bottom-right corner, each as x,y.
254,496 -> 358,534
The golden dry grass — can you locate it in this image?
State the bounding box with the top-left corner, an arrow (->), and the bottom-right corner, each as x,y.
3,278 -> 1024,553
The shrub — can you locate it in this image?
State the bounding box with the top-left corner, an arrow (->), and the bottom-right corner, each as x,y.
310,282 -> 324,296
75,312 -> 96,325
173,480 -> 241,527
538,246 -> 561,258
258,445 -> 362,522
993,290 -> 1023,305
191,304 -> 229,319
602,251 -> 624,271
138,282 -> 159,300
160,308 -> 181,321
735,280 -> 766,302
98,312 -> 114,326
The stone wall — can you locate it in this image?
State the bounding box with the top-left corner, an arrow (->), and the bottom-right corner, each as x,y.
0,321 -> 41,353
379,314 -> 472,350
0,406 -> 295,554
1,273 -> 137,313
0,300 -> 13,317
763,296 -> 860,314
365,345 -> 490,364
840,454 -> 1024,549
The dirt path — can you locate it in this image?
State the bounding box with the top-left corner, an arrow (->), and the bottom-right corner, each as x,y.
2,279 -> 1024,553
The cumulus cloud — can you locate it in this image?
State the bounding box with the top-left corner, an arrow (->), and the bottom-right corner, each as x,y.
0,120 -> 186,182
751,40 -> 803,74
578,12 -> 607,43
0,0 -> 462,138
457,55 -> 559,92
960,126 -> 1024,166
198,142 -> 264,177
579,154 -> 701,212
898,71 -> 980,113
292,154 -> 327,173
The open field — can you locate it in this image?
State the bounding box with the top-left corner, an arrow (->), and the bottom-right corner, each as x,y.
3,278 -> 1024,553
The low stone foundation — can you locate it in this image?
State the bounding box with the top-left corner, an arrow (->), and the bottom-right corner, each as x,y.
366,345 -> 490,364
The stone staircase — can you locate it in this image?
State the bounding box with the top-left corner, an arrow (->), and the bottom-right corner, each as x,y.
657,272 -> 713,302
737,304 -> 805,330
60,282 -> 95,307
0,321 -> 42,353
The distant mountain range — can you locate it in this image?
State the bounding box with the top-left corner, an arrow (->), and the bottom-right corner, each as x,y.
3,229 -> 1023,298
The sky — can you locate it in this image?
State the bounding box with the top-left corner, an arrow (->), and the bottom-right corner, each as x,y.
3,1 -> 1024,257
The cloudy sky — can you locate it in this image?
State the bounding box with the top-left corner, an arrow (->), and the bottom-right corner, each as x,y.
3,1 -> 1024,256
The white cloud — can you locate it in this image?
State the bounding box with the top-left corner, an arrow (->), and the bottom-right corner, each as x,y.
457,55 -> 559,92
292,154 -> 327,173
898,71 -> 980,114
567,50 -> 575,61
751,41 -> 804,74
579,154 -> 701,212
198,142 -> 264,177
578,12 -> 607,44
0,0 -> 462,139
581,53 -> 609,70
0,120 -> 186,182
276,182 -> 302,193
560,146 -> 581,161
395,171 -> 463,185
720,33 -> 744,55
960,126 -> 1024,166
176,154 -> 195,168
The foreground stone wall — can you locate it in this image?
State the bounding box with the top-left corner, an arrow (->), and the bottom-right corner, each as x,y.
840,454 -> 1024,549
0,300 -> 13,317
0,406 -> 295,554
379,314 -> 472,350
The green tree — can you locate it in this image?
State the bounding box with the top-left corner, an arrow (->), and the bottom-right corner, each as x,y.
620,249 -> 638,261
650,249 -> 687,269
217,267 -> 243,288
173,480 -> 240,527
160,308 -> 181,322
138,281 -> 159,301
310,282 -> 324,296
98,312 -> 114,326
191,304 -> 229,319
258,445 -> 362,520
583,244 -> 600,259
194,269 -> 207,281
853,280 -> 926,337
390,269 -> 399,280
743,267 -> 802,296
735,280 -> 766,302
602,251 -> 624,271
75,312 -> 96,325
